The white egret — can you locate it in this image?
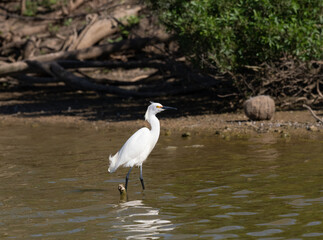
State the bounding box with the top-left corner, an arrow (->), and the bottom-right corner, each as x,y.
108,102 -> 176,190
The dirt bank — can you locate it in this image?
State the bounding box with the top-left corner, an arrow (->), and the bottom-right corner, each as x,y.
0,108 -> 322,140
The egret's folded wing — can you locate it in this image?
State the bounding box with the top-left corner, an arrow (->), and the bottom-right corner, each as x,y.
116,127 -> 151,167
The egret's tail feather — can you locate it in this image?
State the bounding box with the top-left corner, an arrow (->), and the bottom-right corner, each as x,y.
108,153 -> 118,173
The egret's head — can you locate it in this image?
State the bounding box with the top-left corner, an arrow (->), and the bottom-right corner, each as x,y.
145,102 -> 176,121
145,102 -> 164,120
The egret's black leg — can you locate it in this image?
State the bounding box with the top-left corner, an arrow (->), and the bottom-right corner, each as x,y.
139,165 -> 145,190
125,167 -> 133,190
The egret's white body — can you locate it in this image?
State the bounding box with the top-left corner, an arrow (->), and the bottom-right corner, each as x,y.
108,125 -> 159,173
108,102 -> 176,190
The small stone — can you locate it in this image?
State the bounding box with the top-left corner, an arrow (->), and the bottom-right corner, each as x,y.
307,125 -> 318,132
222,134 -> 231,141
164,129 -> 172,136
224,126 -> 231,131
181,132 -> 191,138
165,146 -> 177,150
280,131 -> 290,138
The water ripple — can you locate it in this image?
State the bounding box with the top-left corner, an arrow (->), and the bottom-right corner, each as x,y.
30,228 -> 84,237
246,229 -> 283,237
227,212 -> 258,216
302,232 -> 323,237
200,233 -> 239,239
203,225 -> 244,233
305,221 -> 322,226
257,218 -> 296,226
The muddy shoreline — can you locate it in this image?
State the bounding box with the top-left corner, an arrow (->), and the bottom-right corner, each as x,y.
1,110 -> 322,139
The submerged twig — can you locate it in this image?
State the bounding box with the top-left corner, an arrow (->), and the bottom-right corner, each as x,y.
118,184 -> 127,202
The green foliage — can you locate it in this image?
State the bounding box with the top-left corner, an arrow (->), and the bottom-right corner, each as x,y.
24,0 -> 38,16
126,15 -> 141,26
40,0 -> 59,8
23,0 -> 64,16
48,23 -> 60,34
148,0 -> 323,71
64,18 -> 73,26
119,15 -> 141,39
107,15 -> 141,44
107,36 -> 123,44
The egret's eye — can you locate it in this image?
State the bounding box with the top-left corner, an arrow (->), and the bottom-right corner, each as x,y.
156,105 -> 163,108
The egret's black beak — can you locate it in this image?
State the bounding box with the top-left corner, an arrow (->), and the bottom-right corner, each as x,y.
162,106 -> 177,110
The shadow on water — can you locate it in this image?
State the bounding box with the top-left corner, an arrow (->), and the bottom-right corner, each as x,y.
0,85 -> 233,121
0,123 -> 322,239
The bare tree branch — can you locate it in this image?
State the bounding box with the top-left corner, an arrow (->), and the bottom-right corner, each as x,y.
303,104 -> 323,123
317,80 -> 323,98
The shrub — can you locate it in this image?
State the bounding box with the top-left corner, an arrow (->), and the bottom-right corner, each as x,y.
148,0 -> 323,72
23,0 -> 62,16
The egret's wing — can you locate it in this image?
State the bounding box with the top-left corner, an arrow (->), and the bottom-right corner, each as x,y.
111,127 -> 151,170
119,127 -> 150,160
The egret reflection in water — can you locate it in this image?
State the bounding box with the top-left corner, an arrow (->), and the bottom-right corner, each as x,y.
113,200 -> 175,239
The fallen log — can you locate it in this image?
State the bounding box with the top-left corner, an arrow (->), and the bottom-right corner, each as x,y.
49,61 -> 163,96
34,61 -> 222,97
14,75 -> 59,84
70,6 -> 141,50
56,59 -> 170,73
0,37 -> 169,76
18,24 -> 48,37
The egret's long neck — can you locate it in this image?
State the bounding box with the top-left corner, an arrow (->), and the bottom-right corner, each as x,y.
146,113 -> 160,148
148,114 -> 160,136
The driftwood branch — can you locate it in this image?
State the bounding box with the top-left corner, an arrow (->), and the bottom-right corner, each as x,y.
66,0 -> 85,13
78,69 -> 164,86
48,61 -> 166,96
69,6 -> 141,50
317,80 -> 323,98
15,75 -> 58,84
20,60 -> 221,97
56,59 -> 224,82
303,104 -> 323,123
0,37 -> 169,76
5,46 -> 225,96
68,14 -> 99,51
20,0 -> 26,15
19,24 -> 48,37
56,59 -> 169,70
